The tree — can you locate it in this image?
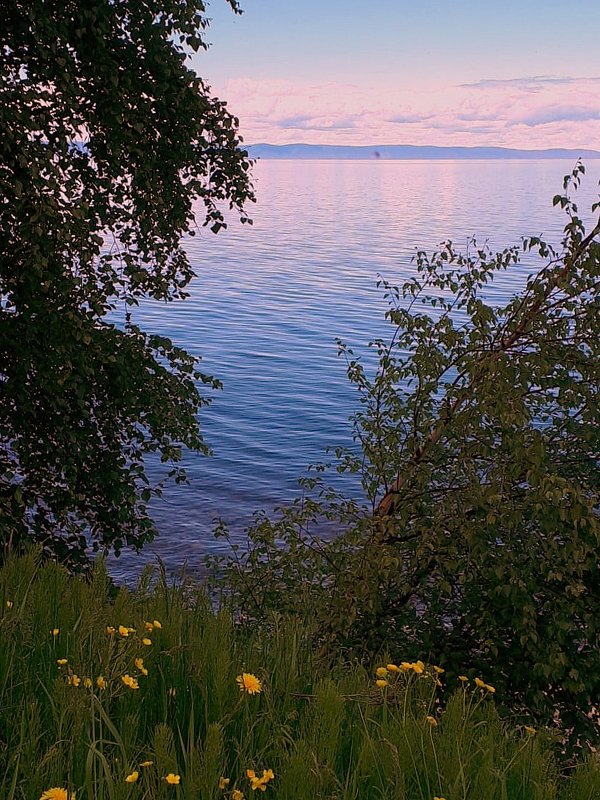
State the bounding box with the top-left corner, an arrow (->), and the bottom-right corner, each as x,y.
0,0 -> 254,566
210,165 -> 600,745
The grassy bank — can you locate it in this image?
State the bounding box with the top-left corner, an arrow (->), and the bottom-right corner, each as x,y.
0,552 -> 598,800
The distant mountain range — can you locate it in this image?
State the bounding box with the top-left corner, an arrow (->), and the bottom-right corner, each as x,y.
247,143 -> 600,160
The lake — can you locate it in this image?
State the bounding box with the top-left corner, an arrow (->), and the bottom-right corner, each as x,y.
108,158 -> 600,582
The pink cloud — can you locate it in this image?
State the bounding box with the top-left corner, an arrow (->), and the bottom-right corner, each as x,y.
216,75 -> 600,149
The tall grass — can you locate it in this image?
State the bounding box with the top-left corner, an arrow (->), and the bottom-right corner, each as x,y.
0,551 -> 598,799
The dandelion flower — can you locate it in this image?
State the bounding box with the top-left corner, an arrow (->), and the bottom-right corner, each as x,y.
135,657 -> 148,676
125,771 -> 139,783
52,628 -> 60,636
400,662 -> 412,671
164,773 -> 180,785
140,761 -> 153,768
6,600 -> 13,609
118,625 -> 130,637
232,791 -> 244,800
153,619 -> 162,629
426,715 -> 438,727
247,768 -> 274,792
121,674 -> 139,690
412,661 -> 425,674
144,621 -> 154,631
57,658 -> 68,666
219,777 -> 230,789
485,683 -> 496,694
474,677 -> 486,688
40,789 -> 76,800
375,666 -> 388,677
96,675 -> 107,689
387,663 -> 401,672
524,725 -> 536,734
433,796 -> 448,800
458,675 -> 469,682
83,677 -> 92,689
106,626 -> 116,635
375,679 -> 389,688
236,672 -> 262,695
67,674 -> 81,687
433,666 -> 445,674
142,637 -> 152,646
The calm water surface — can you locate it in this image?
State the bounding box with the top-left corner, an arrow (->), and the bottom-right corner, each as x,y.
108,159 -> 600,581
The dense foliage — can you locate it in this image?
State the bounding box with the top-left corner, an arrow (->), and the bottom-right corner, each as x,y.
0,0 -> 253,565
209,166 -> 600,747
2,550 -> 600,799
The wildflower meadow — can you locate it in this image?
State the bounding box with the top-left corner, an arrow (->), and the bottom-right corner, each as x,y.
1,551 -> 599,799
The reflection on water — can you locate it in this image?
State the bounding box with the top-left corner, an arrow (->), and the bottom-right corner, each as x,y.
107,159 -> 600,582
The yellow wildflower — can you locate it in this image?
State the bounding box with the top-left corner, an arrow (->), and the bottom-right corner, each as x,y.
232,791 -> 244,800
153,619 -> 162,629
125,771 -> 139,783
142,637 -> 152,646
236,672 -> 262,695
246,769 -> 274,792
433,666 -> 445,674
524,725 -> 536,734
6,600 -> 13,609
387,663 -> 401,672
121,674 -> 139,690
39,789 -> 76,800
144,621 -> 154,631
375,666 -> 388,677
57,658 -> 68,666
67,674 -> 81,687
426,715 -> 438,726
485,683 -> 496,693
219,777 -> 230,789
140,761 -> 154,768
412,660 -> 425,674
400,662 -> 413,671
83,677 -> 92,689
96,675 -> 107,689
433,797 -> 448,800
118,625 -> 130,637
458,675 -> 469,682
106,626 -> 116,635
375,679 -> 389,688
135,657 -> 148,676
164,773 -> 180,785
52,628 -> 60,636
474,677 -> 486,688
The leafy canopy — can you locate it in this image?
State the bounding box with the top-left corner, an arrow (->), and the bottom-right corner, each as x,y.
210,165 -> 600,745
0,0 -> 254,564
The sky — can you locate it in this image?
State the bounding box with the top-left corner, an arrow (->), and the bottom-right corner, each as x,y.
189,0 -> 600,149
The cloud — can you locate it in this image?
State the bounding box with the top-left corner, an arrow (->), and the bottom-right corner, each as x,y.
216,75 -> 600,149
388,112 -> 434,124
519,106 -> 600,126
461,76 -> 600,89
277,114 -> 357,130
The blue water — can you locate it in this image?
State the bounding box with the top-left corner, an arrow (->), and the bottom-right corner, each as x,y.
108,159 -> 600,581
